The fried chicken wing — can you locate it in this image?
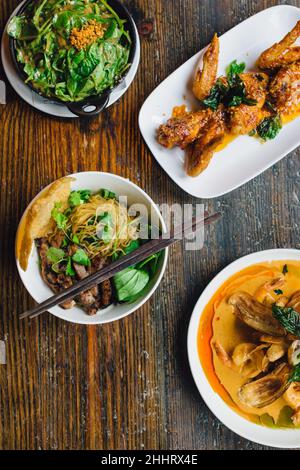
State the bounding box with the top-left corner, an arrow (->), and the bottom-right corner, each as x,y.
228,73 -> 269,134
192,33 -> 219,101
185,108 -> 226,176
157,109 -> 212,149
269,61 -> 300,116
257,21 -> 300,69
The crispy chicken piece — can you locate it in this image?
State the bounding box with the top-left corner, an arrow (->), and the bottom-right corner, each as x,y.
257,21 -> 300,69
157,109 -> 212,149
193,33 -> 219,101
185,108 -> 226,176
269,61 -> 300,117
227,73 -> 269,135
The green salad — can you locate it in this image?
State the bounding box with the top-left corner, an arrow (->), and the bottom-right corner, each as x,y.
8,0 -> 131,102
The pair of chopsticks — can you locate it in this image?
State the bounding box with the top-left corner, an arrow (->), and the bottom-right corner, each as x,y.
20,212 -> 221,320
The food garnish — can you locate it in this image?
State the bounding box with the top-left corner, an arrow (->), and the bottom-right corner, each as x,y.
256,115 -> 282,141
272,305 -> 300,337
283,264 -> 289,275
203,60 -> 257,110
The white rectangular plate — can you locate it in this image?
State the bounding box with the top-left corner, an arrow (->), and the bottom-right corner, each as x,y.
139,5 -> 300,199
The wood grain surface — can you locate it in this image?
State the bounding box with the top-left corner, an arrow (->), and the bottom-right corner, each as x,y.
1,0 -> 300,451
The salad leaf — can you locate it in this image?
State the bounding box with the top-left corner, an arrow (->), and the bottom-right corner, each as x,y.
7,16 -> 27,38
272,305 -> 300,337
136,252 -> 161,274
113,267 -> 149,302
256,115 -> 282,141
72,248 -> 91,266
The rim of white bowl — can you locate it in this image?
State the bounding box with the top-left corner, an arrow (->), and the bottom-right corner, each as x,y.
187,248 -> 300,448
16,172 -> 169,325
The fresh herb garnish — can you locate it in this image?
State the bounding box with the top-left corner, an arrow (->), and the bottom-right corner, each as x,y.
274,289 -> 283,295
256,115 -> 282,141
203,60 -> 257,110
72,234 -> 80,244
66,257 -> 76,276
265,100 -> 277,113
202,79 -> 228,111
226,59 -> 246,78
283,264 -> 289,275
100,189 -> 116,199
124,239 -> 141,254
72,249 -> 91,266
96,212 -> 114,244
46,247 -> 69,274
46,247 -> 65,264
68,190 -> 91,207
289,364 -> 300,383
272,305 -> 300,337
51,202 -> 68,230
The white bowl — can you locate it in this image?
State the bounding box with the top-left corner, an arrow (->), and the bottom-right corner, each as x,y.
16,172 -> 168,324
188,249 -> 300,448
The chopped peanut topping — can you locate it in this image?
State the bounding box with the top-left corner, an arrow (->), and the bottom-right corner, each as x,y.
70,20 -> 106,50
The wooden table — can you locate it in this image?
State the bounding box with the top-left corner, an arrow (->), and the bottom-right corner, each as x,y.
1,0 -> 300,451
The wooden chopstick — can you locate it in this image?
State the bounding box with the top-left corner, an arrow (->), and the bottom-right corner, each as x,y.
19,212 -> 221,320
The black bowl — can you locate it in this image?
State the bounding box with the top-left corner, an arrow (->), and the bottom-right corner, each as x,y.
9,0 -> 138,117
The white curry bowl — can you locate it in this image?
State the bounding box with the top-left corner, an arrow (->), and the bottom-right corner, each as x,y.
188,249 -> 300,448
16,172 -> 168,325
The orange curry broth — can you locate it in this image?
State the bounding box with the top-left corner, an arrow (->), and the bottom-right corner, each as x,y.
197,261 -> 300,424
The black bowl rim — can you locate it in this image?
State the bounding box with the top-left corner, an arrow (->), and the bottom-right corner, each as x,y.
9,0 -> 138,108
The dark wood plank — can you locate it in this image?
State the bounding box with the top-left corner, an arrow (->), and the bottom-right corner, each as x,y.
1,0 -> 300,451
